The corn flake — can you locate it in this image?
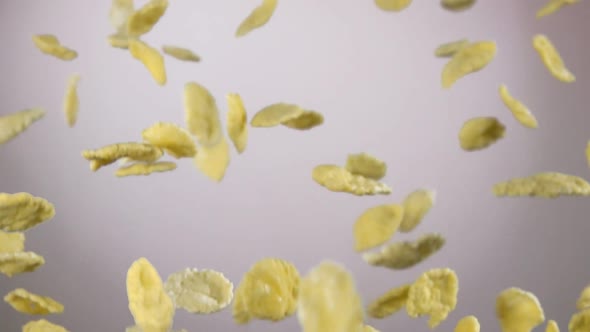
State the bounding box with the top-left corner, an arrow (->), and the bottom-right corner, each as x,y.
533,34 -> 575,83
577,284 -> 590,310
458,117 -> 505,151
194,136 -> 230,182
455,315 -> 480,332
312,164 -> 392,196
126,0 -> 168,37
282,110 -> 324,130
499,84 -> 538,129
0,231 -> 25,253
22,319 -> 68,332
129,39 -> 167,85
496,287 -> 545,332
345,153 -> 387,181
493,172 -> 590,198
183,82 -> 223,146
0,108 -> 45,145
442,41 -> 496,88
82,142 -> 163,171
353,204 -> 404,252
569,308 -> 590,332
367,284 -> 410,319
0,251 -> 45,277
406,268 -> 459,328
63,74 -> 80,128
435,39 -> 470,58
250,103 -> 305,128
546,320 -> 559,332
0,192 -> 55,232
399,189 -> 436,232
226,93 -> 249,153
162,45 -> 201,62
116,161 -> 177,177
536,0 -> 580,18
32,35 -> 77,61
235,0 -> 278,37
108,33 -> 130,49
164,268 -> 233,314
4,288 -> 64,315
141,122 -> 196,158
363,233 -> 445,270
441,0 -> 476,11
374,0 -> 413,12
110,0 -> 135,33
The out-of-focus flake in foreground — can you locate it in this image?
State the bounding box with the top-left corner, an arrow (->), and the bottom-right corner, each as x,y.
0,108 -> 45,145
235,0 -> 278,38
164,268 -> 233,314
496,287 -> 545,332
32,35 -> 77,61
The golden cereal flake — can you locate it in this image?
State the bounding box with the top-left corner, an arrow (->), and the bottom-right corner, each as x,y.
367,284 -> 410,319
536,0 -> 580,18
312,164 -> 392,196
164,268 -> 233,314
22,319 -> 68,332
496,287 -> 545,332
162,45 -> 201,62
406,268 -> 459,328
129,39 -> 167,85
374,0 -> 412,12
110,0 -> 135,33
442,41 -> 497,88
458,117 -> 505,151
82,142 -> 163,171
226,93 -> 249,153
345,153 -> 387,180
127,257 -> 175,332
107,33 -> 130,49
141,122 -> 196,158
493,172 -> 590,198
499,84 -> 538,129
0,231 -> 25,253
233,258 -> 300,324
353,204 -> 404,252
0,251 -> 45,277
31,35 -> 77,61
577,284 -> 590,310
4,288 -> 64,315
0,108 -> 45,145
250,103 -> 305,128
455,316 -> 480,332
362,233 -> 445,270
63,74 -> 80,127
282,110 -> 324,130
183,82 -> 223,146
441,0 -> 476,11
0,192 -> 55,232
126,0 -> 168,37
235,0 -> 278,37
194,136 -> 230,182
399,189 -> 436,232
546,320 -> 559,332
115,161 -> 177,177
569,308 -> 590,332
435,39 -> 470,58
297,261 -> 364,332
533,34 -> 575,83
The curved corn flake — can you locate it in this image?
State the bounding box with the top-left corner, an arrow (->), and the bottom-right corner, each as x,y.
127,257 -> 175,332
164,268 -> 233,314
108,33 -> 130,49
364,325 -> 380,332
82,143 -> 163,171
312,164 -> 392,196
435,39 -> 470,58
110,0 -> 135,33
363,233 -> 445,270
367,284 -> 410,319
63,74 -> 80,128
0,231 -> 25,253
496,287 -> 544,332
233,258 -> 300,324
0,108 -> 45,145
406,268 -> 459,328
126,0 -> 168,37
569,308 -> 590,332
183,82 -> 223,146
22,319 -> 68,332
493,172 -> 590,198
499,85 -> 538,129
0,251 -> 45,277
226,93 -> 248,153
399,189 -> 436,232
162,45 -> 200,62
441,0 -> 476,11
374,0 -> 412,12
533,35 -> 575,83
546,320 -> 559,332
116,161 -> 177,177
536,0 -> 579,18
194,136 -> 230,182
458,117 -> 505,151
0,192 -> 55,232
250,103 -> 305,128
577,284 -> 590,310
31,35 -> 77,61
4,288 -> 64,315
129,39 -> 166,85
353,204 -> 404,252
282,110 -> 324,130
235,0 -> 278,38
345,153 -> 387,181
297,261 -> 364,332
442,41 -> 496,88
455,316 -> 480,332
141,122 -> 196,158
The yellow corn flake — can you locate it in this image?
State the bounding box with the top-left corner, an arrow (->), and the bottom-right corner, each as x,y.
363,233 -> 445,270
441,0 -> 476,11
226,93 -> 249,153
533,34 -> 575,83
374,0 -> 413,12
455,315 -> 480,332
164,268 -> 233,314
107,33 -> 130,49
458,117 -> 505,151
577,284 -> 590,310
235,0 -> 278,37
546,320 -> 559,332
22,319 -> 68,332
31,35 -> 77,61
496,287 -> 545,332
312,164 -> 392,196
0,192 -> 55,232
282,110 -> 324,130
194,136 -> 230,182
493,172 -> 590,198
129,39 -> 167,85
297,261 -> 364,332
345,153 -> 387,180
4,288 -> 64,315
569,308 -> 590,332
442,41 -> 497,88
162,45 -> 201,62
126,0 -> 169,37
183,82 -> 223,146
116,161 -> 177,177
141,122 -> 196,159
0,231 -> 25,253
0,108 -> 45,145
233,258 -> 300,324
406,268 -> 459,328
435,39 -> 470,58
63,74 -> 80,128
536,0 -> 579,18
499,84 -> 538,129
82,142 -> 163,171
110,0 -> 135,33
0,251 -> 45,277
250,103 -> 305,128
127,257 -> 175,332
367,284 -> 410,319
399,189 -> 436,232
353,204 -> 404,252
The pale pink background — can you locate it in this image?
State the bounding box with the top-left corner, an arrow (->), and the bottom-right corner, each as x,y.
1,0 -> 590,331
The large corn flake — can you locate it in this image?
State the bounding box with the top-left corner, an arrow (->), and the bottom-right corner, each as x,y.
194,136 -> 230,182
82,142 -> 163,171
63,74 -> 80,128
22,319 -> 68,332
0,192 -> 55,232
164,268 -> 233,314
577,284 -> 590,310
536,0 -> 579,18
455,316 -> 480,332
282,110 -> 324,130
442,41 -> 496,88
458,117 -> 505,151
374,0 -> 412,12
297,261 -> 364,332
226,93 -> 249,153
546,320 -> 559,332
496,287 -> 544,332
0,251 -> 45,277
493,172 -> 590,198
345,153 -> 387,180
533,34 -> 575,83
441,0 -> 476,11
129,39 -> 167,85
110,0 -> 135,33
367,284 -> 410,319
141,122 -> 196,158
235,0 -> 278,37
353,204 -> 404,252
108,33 -> 130,49
0,231 -> 25,253
499,84 -> 538,129
162,45 -> 200,62
399,189 -> 436,232
126,0 -> 168,37
250,103 -> 305,128
312,164 -> 392,196
32,35 -> 77,61
127,257 -> 175,332
116,161 -> 177,177
183,82 -> 223,146
569,308 -> 590,332
4,288 -> 64,315
363,233 -> 445,270
406,268 -> 459,328
435,39 -> 470,58
0,108 -> 45,145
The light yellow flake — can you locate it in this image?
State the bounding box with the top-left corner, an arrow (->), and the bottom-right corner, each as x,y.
162,45 -> 201,62
533,35 -> 575,83
82,142 -> 163,171
496,287 -> 545,332
353,204 -> 404,252
127,257 -> 175,332
536,0 -> 580,18
406,268 -> 459,328
4,288 -> 64,315
364,325 -> 380,332
399,189 -> 436,232
577,284 -> 590,310
312,164 -> 392,196
435,39 -> 470,58
493,172 -> 590,198
183,82 -> 223,146
374,0 -> 413,12
546,320 -> 559,332
250,103 -> 305,128
569,308 -> 590,332
31,35 -> 77,61
297,261 -> 364,332
194,136 -> 230,182
455,316 -> 480,332
0,231 -> 25,253
441,0 -> 476,11
233,258 -> 300,324
107,33 -> 130,49
110,0 -> 135,33
0,251 -> 45,277
367,284 -> 410,319
63,74 -> 80,127
0,108 -> 45,145
282,110 -> 324,130
129,39 -> 167,85
141,122 -> 196,158
345,153 -> 387,180
22,319 -> 68,332
363,233 -> 445,269
458,117 -> 505,151
235,0 -> 278,38
442,41 -> 497,88
499,84 -> 538,129
164,268 -> 233,314
0,192 -> 55,232
116,161 -> 177,177
126,0 -> 168,37
226,93 -> 249,153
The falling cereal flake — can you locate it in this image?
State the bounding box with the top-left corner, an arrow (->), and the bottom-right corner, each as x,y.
546,320 -> 560,332
226,93 -> 249,153
536,0 -> 580,18
115,161 -> 177,177
82,142 -> 163,172
0,251 -> 45,277
362,233 -> 445,270
235,0 -> 278,38
455,316 -> 480,332
250,103 -> 305,128
533,34 -> 575,83
162,45 -> 201,62
110,0 -> 135,33
22,319 -> 69,332
0,108 -> 45,145
441,0 -> 476,11
107,33 -> 130,49
442,41 -> 496,88
353,204 -> 404,252
126,0 -> 169,37
577,284 -> 590,310
499,84 -> 538,129
141,122 -> 197,158
194,136 -> 230,182
493,172 -> 590,198
367,284 -> 411,319
399,189 -> 436,232
282,110 -> 324,130
4,288 -> 64,315
183,82 -> 223,146
406,268 -> 459,328
569,308 -> 590,332
63,74 -> 81,127
0,192 -> 55,232
345,153 -> 387,180
458,117 -> 505,151
32,35 -> 77,61
312,165 -> 392,196
374,0 -> 413,12
435,39 -> 470,58
496,287 -> 545,332
0,231 -> 25,254
129,39 -> 167,85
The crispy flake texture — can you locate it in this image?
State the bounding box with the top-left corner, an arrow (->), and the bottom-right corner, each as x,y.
499,84 -> 538,129
345,153 -> 387,180
115,161 -> 177,177
183,82 -> 223,146
282,110 -> 324,130
367,284 -> 411,319
126,0 -> 168,37
435,39 -> 470,57
533,34 -> 575,83
162,45 -> 201,62
22,319 -> 69,332
569,308 -> 590,332
362,233 -> 445,269
0,108 -> 45,145
0,192 -> 55,232
406,268 -> 459,328
141,122 -> 196,158
441,0 -> 476,11
82,142 -> 163,171
353,204 -> 404,252
496,287 -> 545,332
374,0 -> 413,12
226,93 -> 249,153
63,74 -> 81,127
235,0 -> 278,37
250,103 -> 305,128
32,35 -> 77,61
455,315 -> 480,332
4,288 -> 64,315
458,117 -> 505,151
536,0 -> 580,18
312,164 -> 392,196
0,231 -> 25,253
0,251 -> 45,277
442,41 -> 496,88
129,39 -> 167,85
493,172 -> 590,198
399,189 -> 436,232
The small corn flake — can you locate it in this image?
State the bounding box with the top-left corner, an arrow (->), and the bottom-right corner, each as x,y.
162,45 -> 201,62
141,122 -> 196,159
0,108 -> 45,145
116,161 -> 177,177
82,142 -> 163,171
282,110 -> 324,130
31,35 -> 77,61
235,0 -> 278,38
0,231 -> 25,253
226,93 -> 249,154
435,39 -> 470,58
362,233 -> 445,270
345,153 -> 387,181
569,308 -> 590,332
297,261 -> 364,332
399,189 -> 436,233
455,316 -> 480,332
0,251 -> 45,277
250,103 -> 305,128
194,136 -> 230,182
577,284 -> 590,310
496,287 -> 545,332
0,192 -> 55,232
536,0 -> 580,18
22,319 -> 68,332
458,117 -> 505,151
312,164 -> 392,196
442,41 -> 497,89
353,204 -> 404,252
129,39 -> 167,85
164,268 -> 233,314
110,0 -> 135,33
441,0 -> 476,11
4,288 -> 64,315
183,82 -> 223,146
63,74 -> 81,128
107,33 -> 130,49
367,284 -> 411,319
374,0 -> 413,12
499,84 -> 538,129
546,320 -> 559,332
533,35 -> 575,83
406,268 -> 459,328
493,172 -> 590,198
126,0 -> 169,37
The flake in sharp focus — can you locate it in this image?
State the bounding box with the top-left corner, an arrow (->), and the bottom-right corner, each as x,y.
442,41 -> 496,88
0,231 -> 25,253
235,0 -> 278,37
115,161 -> 177,177
0,251 -> 45,277
496,287 -> 545,332
374,0 -> 413,12
569,308 -> 590,332
82,142 -> 163,171
126,0 -> 168,37
353,204 -> 404,252
4,288 -> 64,315
250,103 -> 305,128
141,122 -> 196,158
441,0 -> 476,11
399,189 -> 436,232
183,82 -> 223,146
0,192 -> 55,232
499,84 -> 538,129
406,268 -> 459,328
577,284 -> 590,310
0,108 -> 45,145
164,268 -> 233,314
226,93 -> 249,153
362,233 -> 445,270
367,284 -> 411,319
312,165 -> 392,196
32,35 -> 77,61
435,39 -> 470,58
110,0 -> 135,33
345,153 -> 387,180
22,319 -> 69,332
533,34 -> 575,83
455,316 -> 480,332
194,136 -> 230,182
536,0 -> 580,18
63,74 -> 81,127
129,39 -> 167,85
282,110 -> 324,130
162,45 -> 200,62
458,117 -> 505,151
493,172 -> 590,198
